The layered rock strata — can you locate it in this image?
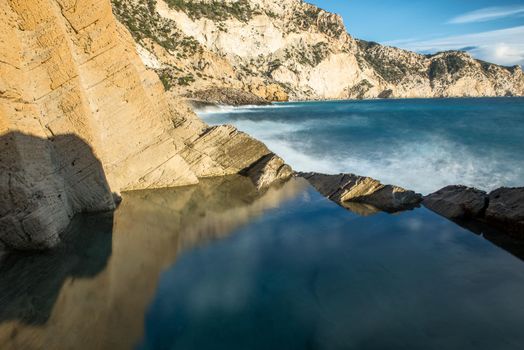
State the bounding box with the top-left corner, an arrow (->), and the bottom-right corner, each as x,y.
299,172 -> 422,215
0,0 -> 290,250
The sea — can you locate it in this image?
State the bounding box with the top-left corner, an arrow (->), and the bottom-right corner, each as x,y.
198,97 -> 524,194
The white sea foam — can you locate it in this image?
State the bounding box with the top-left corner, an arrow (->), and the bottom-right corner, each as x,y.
197,107 -> 522,195
271,137 -> 518,195
195,103 -> 294,116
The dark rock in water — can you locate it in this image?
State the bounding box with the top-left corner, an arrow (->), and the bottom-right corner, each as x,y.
299,172 -> 422,214
378,89 -> 394,99
423,185 -> 488,219
184,87 -> 271,106
184,99 -> 218,111
424,185 -> 524,239
485,187 -> 524,237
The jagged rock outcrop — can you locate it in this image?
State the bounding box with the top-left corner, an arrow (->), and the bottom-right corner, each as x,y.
299,172 -> 422,214
113,0 -> 524,101
423,186 -> 489,219
185,87 -> 272,106
0,0 -> 291,250
179,125 -> 292,189
424,186 -> 524,238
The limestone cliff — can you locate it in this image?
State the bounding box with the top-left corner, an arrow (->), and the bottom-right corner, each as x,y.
113,0 -> 524,101
0,0 -> 291,250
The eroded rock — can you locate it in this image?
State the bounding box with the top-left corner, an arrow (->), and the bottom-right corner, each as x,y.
299,172 -> 422,214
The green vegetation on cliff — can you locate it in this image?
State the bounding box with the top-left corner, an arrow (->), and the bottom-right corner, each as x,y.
112,0 -> 201,56
165,0 -> 255,22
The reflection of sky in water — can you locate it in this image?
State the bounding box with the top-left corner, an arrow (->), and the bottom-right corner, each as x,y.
139,186 -> 524,350
2,177 -> 523,349
198,98 -> 524,194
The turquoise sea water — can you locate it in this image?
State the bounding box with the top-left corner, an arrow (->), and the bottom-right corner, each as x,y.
198,98 -> 524,194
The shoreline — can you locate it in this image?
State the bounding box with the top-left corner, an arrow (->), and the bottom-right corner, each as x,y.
280,95 -> 524,104
190,95 -> 524,112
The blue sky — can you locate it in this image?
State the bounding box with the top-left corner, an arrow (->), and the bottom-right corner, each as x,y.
307,0 -> 524,66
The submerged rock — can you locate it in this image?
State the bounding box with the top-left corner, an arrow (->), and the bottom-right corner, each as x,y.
423,185 -> 488,219
485,187 -> 524,237
299,172 -> 422,214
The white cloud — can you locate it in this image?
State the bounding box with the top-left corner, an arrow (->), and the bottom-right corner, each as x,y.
448,5 -> 524,24
384,26 -> 524,67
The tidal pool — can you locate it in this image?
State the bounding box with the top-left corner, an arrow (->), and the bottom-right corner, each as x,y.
1,176 -> 524,349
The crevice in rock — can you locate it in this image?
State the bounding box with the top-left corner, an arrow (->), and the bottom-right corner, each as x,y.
238,153 -> 274,176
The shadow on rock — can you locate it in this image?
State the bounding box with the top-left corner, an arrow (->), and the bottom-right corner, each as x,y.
0,132 -> 115,251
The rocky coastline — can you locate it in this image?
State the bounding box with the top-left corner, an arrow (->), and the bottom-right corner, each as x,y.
184,87 -> 274,107
298,172 -> 524,241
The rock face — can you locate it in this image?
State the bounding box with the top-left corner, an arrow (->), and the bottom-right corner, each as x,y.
113,0 -> 524,101
299,172 -> 422,214
0,133 -> 116,250
424,186 -> 524,237
423,186 -> 488,219
0,0 -> 291,251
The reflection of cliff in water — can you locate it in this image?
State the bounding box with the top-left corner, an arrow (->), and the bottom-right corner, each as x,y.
0,176 -> 307,349
0,213 -> 114,325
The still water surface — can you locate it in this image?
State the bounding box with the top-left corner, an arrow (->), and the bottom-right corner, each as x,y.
1,177 -> 524,349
